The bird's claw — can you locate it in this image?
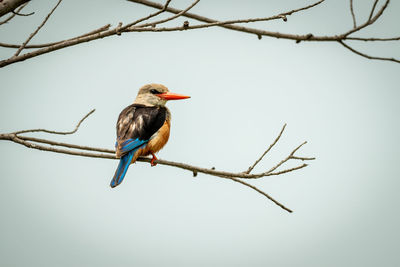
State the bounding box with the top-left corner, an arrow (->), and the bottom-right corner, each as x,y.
150,152 -> 158,167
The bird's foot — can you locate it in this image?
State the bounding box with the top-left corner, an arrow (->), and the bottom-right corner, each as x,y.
150,152 -> 158,167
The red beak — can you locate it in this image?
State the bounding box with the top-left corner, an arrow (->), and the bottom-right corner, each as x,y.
158,92 -> 190,100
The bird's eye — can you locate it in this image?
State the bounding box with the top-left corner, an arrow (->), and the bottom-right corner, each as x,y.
150,89 -> 160,94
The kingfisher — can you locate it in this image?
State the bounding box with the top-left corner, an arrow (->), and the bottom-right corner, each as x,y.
110,83 -> 190,188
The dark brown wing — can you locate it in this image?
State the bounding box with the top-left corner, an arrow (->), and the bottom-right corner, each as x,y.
116,104 -> 166,156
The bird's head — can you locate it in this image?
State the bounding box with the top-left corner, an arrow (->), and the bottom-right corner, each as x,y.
134,83 -> 190,107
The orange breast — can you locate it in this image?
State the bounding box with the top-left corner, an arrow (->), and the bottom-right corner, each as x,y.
145,119 -> 171,154
130,119 -> 171,163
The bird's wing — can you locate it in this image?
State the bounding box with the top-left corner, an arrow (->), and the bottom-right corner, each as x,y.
115,104 -> 167,157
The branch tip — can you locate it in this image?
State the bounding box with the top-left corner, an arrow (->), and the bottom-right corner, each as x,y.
12,10 -> 34,16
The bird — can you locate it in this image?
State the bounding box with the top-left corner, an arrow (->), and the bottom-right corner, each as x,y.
110,83 -> 190,188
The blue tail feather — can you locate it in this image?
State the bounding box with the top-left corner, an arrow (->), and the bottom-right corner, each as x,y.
110,138 -> 148,188
110,150 -> 135,188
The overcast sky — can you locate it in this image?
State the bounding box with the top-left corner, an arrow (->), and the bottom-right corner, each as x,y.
0,0 -> 399,266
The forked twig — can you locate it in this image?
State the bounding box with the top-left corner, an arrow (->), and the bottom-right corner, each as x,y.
245,124 -> 286,174
14,0 -> 63,57
120,0 -> 172,30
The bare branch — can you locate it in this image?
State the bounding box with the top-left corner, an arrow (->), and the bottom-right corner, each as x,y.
127,0 -> 398,46
268,164 -> 308,176
76,24 -> 112,38
0,110 -> 315,213
2,129 -> 297,213
0,27 -> 119,67
0,24 -> 111,49
1,0 -> 397,66
127,0 -> 326,40
339,40 -> 400,63
13,109 -> 95,135
3,134 -> 116,159
344,0 -> 389,37
0,0 -> 30,18
369,0 -> 379,21
1,129 -> 314,180
224,177 -> 293,213
15,135 -> 114,154
132,0 -> 200,28
13,0 -> 62,57
129,10 -> 302,33
350,0 -> 357,28
346,36 -> 400,41
245,123 -> 286,174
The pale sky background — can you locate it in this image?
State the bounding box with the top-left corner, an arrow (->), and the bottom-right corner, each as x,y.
0,0 -> 399,266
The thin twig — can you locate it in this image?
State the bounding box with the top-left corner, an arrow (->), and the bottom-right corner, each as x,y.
6,134 -> 115,159
291,156 -> 315,160
13,0 -> 62,57
119,0 -> 172,31
368,0 -> 379,21
346,36 -> 400,41
0,27 -> 118,67
73,24 -> 112,39
262,141 -> 309,176
0,24 -> 111,49
134,0 -> 200,28
339,40 -> 400,63
0,2 -> 28,25
224,177 -> 293,213
12,10 -> 34,16
13,109 -> 95,135
350,0 -> 357,28
245,123 -> 286,174
344,0 -> 389,37
16,135 -> 113,153
268,164 -> 308,176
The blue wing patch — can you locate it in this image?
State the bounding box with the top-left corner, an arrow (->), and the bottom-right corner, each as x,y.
120,138 -> 148,154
